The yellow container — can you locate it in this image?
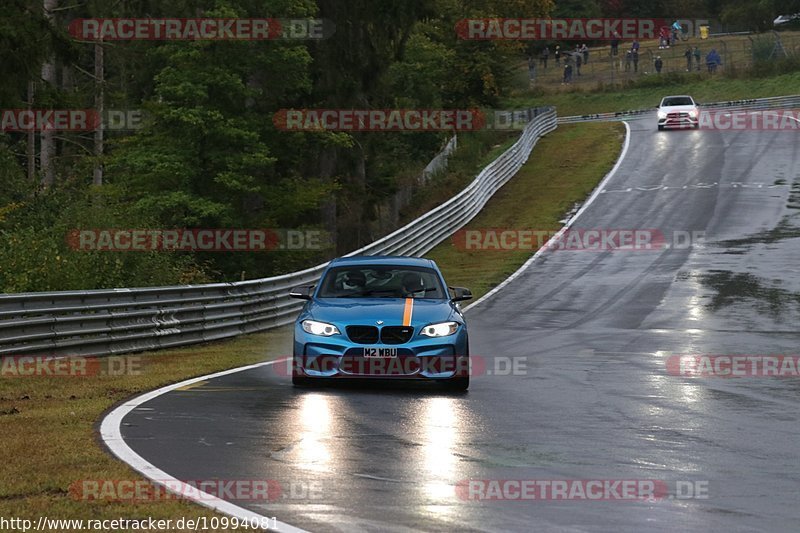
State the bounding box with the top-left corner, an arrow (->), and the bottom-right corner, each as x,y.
699,25 -> 709,39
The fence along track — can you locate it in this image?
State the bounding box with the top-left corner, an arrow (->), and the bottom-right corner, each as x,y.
557,94 -> 800,124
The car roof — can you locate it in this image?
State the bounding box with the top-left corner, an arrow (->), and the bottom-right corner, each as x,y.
661,95 -> 694,100
329,255 -> 436,269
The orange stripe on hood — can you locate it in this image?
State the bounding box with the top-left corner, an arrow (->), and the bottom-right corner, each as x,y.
402,297 -> 414,326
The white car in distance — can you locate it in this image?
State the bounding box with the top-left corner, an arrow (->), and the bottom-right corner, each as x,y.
657,95 -> 700,130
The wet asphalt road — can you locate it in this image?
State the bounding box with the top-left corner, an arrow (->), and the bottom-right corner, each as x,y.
119,116 -> 800,532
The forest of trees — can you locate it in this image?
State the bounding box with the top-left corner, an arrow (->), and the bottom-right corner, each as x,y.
1,0 -> 798,292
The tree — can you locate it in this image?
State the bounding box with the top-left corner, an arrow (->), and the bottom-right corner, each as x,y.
40,0 -> 58,187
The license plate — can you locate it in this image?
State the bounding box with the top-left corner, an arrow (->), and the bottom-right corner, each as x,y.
363,347 -> 398,358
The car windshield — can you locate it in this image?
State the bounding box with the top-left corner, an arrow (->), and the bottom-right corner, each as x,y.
317,265 -> 446,299
662,97 -> 694,106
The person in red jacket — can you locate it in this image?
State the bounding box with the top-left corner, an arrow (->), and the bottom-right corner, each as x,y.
659,26 -> 671,49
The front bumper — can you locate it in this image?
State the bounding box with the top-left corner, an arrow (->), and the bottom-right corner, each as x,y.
658,113 -> 698,128
293,325 -> 469,380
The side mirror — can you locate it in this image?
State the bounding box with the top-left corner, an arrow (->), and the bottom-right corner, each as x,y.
289,285 -> 314,300
450,286 -> 473,302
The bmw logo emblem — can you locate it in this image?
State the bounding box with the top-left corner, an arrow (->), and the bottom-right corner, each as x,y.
376,320 -> 384,325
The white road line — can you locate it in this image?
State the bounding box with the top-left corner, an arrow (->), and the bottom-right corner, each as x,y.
352,473 -> 405,483
101,360 -> 307,533
600,182 -> 788,194
464,120 -> 632,313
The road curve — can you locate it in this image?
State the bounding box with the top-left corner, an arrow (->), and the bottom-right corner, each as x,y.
112,115 -> 800,532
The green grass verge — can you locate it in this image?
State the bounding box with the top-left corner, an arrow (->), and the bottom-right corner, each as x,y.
428,122 -> 625,300
507,69 -> 800,117
518,30 -> 800,92
0,328 -> 291,530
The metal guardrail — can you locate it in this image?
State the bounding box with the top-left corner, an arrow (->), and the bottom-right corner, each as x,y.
557,94 -> 800,123
0,107 -> 557,357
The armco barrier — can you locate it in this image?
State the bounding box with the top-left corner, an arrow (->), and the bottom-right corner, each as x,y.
0,107 -> 557,357
557,94 -> 800,124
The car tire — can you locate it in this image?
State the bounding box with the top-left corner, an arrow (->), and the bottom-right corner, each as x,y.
657,125 -> 664,131
443,376 -> 469,391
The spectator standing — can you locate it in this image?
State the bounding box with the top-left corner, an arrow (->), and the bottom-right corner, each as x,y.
654,56 -> 663,73
659,27 -> 670,49
624,49 -> 632,71
581,44 -> 589,64
575,52 -> 582,76
684,46 -> 693,71
693,46 -> 701,71
563,62 -> 573,84
555,45 -> 561,66
706,48 -> 721,73
541,46 -> 550,69
671,20 -> 682,45
610,32 -> 620,56
632,49 -> 639,72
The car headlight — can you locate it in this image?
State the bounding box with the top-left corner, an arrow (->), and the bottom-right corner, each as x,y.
301,319 -> 340,336
420,321 -> 459,337
688,109 -> 698,118
657,111 -> 667,119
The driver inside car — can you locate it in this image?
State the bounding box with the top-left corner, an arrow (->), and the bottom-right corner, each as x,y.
341,270 -> 367,294
401,273 -> 427,298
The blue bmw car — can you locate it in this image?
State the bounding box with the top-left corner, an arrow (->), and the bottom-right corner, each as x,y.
290,256 -> 472,390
